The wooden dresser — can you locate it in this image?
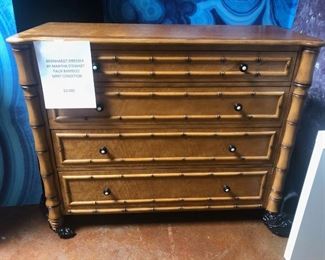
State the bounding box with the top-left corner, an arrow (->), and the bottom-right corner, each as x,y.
7,23 -> 324,238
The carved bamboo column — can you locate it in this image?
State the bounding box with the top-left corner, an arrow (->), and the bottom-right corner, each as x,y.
266,48 -> 319,213
11,43 -> 63,230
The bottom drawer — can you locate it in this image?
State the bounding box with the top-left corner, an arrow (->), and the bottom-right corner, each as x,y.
60,170 -> 268,214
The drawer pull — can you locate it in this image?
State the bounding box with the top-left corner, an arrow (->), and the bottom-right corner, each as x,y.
228,144 -> 237,153
92,62 -> 99,71
239,63 -> 248,72
96,105 -> 104,112
99,147 -> 108,155
233,103 -> 243,112
103,187 -> 111,196
223,185 -> 231,193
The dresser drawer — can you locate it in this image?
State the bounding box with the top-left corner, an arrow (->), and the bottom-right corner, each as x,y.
60,170 -> 267,212
52,130 -> 277,167
92,50 -> 296,82
48,89 -> 286,128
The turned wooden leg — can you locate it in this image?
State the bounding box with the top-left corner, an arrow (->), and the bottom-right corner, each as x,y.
264,48 -> 319,238
11,45 -> 75,239
39,182 -> 75,238
39,157 -> 75,238
37,162 -> 75,238
39,191 -> 75,238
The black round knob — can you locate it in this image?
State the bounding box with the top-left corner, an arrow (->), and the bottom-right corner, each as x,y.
234,103 -> 243,112
223,185 -> 231,193
92,62 -> 99,71
239,63 -> 248,72
96,105 -> 104,112
99,147 -> 108,155
228,145 -> 237,153
103,187 -> 111,196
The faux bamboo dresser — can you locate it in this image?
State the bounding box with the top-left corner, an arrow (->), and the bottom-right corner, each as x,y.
7,23 -> 324,238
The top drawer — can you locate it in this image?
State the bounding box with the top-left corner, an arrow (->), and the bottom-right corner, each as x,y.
91,51 -> 297,82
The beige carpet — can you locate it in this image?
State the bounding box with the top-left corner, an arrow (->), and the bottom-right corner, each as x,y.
0,206 -> 287,260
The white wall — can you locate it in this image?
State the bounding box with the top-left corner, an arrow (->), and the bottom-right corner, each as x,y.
284,131 -> 325,260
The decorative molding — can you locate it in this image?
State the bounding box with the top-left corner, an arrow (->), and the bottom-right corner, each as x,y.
56,131 -> 276,138
68,204 -> 263,214
93,51 -> 296,80
101,70 -> 290,77
62,171 -> 267,206
55,131 -> 276,164
52,91 -> 285,122
100,91 -> 285,97
62,171 -> 268,178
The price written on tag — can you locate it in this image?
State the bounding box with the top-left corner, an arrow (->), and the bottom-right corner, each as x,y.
33,41 -> 96,109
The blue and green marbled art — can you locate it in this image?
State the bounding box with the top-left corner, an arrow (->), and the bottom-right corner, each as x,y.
104,0 -> 299,28
0,0 -> 42,205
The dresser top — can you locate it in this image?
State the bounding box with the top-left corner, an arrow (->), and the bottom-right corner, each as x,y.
7,22 -> 325,47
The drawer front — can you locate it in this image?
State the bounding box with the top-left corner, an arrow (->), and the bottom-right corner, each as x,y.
60,170 -> 267,213
92,50 -> 296,82
52,130 -> 277,167
48,90 -> 286,127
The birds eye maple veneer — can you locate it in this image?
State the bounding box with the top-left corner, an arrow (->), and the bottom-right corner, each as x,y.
7,23 -> 324,238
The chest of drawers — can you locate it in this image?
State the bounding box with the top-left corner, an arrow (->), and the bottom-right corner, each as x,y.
7,23 -> 324,238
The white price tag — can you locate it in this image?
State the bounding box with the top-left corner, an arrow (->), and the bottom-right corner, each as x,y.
33,40 -> 96,109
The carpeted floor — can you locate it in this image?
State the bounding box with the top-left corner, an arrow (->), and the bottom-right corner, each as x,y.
0,206 -> 287,259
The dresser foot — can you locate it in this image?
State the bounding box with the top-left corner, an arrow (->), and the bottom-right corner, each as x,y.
49,219 -> 76,239
262,211 -> 292,237
56,226 -> 76,239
